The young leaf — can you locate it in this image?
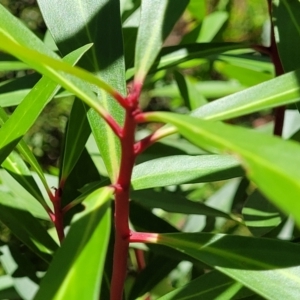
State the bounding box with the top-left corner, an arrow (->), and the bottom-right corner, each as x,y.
34,186 -> 113,300
134,0 -> 189,83
144,112 -> 300,225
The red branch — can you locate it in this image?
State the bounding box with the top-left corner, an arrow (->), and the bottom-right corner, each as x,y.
49,188 -> 65,244
110,90 -> 140,300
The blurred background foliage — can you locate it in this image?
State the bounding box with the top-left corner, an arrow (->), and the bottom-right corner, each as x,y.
0,0 -> 269,171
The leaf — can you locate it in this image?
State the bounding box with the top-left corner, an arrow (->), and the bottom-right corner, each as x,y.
243,190 -> 285,237
158,271 -> 252,300
131,189 -> 237,220
34,186 -> 113,300
134,0 -> 189,83
192,69 -> 300,121
0,6 -> 118,116
154,43 -> 249,72
0,52 -> 29,71
174,71 -> 207,110
273,0 -> 300,72
131,155 -> 243,190
153,68 -> 300,140
0,245 -> 39,300
38,0 -> 126,182
60,99 -> 91,182
1,151 -> 48,209
0,191 -> 57,263
197,11 -> 228,42
214,60 -> 273,87
129,255 -> 179,300
144,112 -> 300,225
144,232 -> 300,300
0,45 -> 92,198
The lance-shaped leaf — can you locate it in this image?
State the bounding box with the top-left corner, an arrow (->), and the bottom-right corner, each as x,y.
134,0 -> 189,83
34,186 -> 113,300
140,232 -> 300,300
144,112 -> 300,225
38,0 -> 127,182
131,155 -> 243,190
0,5 -> 119,118
0,45 -> 91,198
151,69 -> 300,143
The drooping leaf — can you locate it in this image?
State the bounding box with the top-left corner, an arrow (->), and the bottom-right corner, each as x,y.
34,186 -> 113,300
144,112 -> 300,225
38,0 -> 127,182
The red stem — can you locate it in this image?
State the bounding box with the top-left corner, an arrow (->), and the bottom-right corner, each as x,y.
134,248 -> 146,272
110,103 -> 139,300
49,188 -> 65,244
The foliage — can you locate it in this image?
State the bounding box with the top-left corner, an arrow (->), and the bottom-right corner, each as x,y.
0,0 -> 299,300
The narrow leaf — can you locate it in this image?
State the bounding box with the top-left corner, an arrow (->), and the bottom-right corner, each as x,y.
145,112 -> 300,225
131,155 -> 243,190
144,232 -> 300,300
273,0 -> 300,72
34,186 -> 113,300
134,0 -> 189,83
38,0 -> 127,181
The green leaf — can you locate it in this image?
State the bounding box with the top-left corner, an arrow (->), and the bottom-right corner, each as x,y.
155,43 -> 249,72
0,45 -> 91,198
243,190 -> 285,237
0,245 -> 39,300
273,0 -> 300,72
0,191 -> 57,263
153,69 -> 300,146
34,186 -> 113,300
38,0 -> 126,182
134,0 -> 189,83
131,189 -> 237,220
193,69 -> 300,121
174,71 -> 207,110
0,6 -> 118,116
158,271 -> 252,300
146,232 -> 300,300
197,11 -> 228,42
144,112 -> 300,225
131,155 -> 243,190
1,151 -> 48,209
60,99 -> 91,182
214,60 -> 273,87
0,53 -> 29,71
